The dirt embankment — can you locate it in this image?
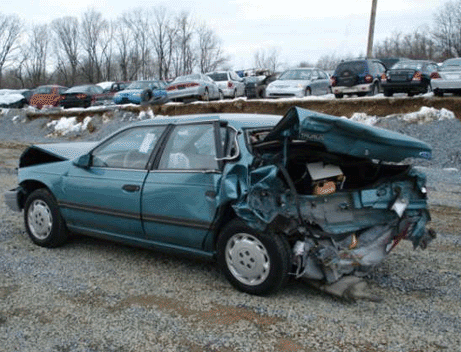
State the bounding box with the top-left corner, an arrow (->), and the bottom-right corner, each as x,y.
25,96 -> 461,121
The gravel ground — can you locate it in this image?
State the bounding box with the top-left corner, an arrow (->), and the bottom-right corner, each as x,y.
1,106 -> 460,351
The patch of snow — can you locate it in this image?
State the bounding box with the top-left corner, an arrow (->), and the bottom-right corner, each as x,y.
0,94 -> 24,105
403,106 -> 455,123
344,106 -> 455,126
46,116 -> 92,137
138,109 -> 155,120
96,81 -> 114,91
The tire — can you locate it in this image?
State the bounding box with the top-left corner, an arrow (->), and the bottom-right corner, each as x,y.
426,83 -> 432,94
369,83 -> 378,96
384,89 -> 393,97
217,219 -> 291,295
201,88 -> 210,101
304,87 -> 312,96
433,89 -> 443,97
24,189 -> 68,248
334,93 -> 344,99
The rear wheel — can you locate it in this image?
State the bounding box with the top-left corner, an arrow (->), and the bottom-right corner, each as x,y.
217,219 -> 291,295
433,89 -> 443,97
384,89 -> 393,97
24,189 -> 68,248
304,87 -> 312,96
201,88 -> 210,101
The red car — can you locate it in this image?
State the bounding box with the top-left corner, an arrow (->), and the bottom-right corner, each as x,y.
29,85 -> 68,109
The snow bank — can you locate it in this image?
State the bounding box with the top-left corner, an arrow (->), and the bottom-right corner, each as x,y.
346,106 -> 455,126
0,94 -> 24,105
47,116 -> 93,136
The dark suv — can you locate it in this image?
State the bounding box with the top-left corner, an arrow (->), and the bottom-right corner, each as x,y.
330,59 -> 386,98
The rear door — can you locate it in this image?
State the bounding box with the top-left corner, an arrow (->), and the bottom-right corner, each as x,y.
141,122 -> 221,250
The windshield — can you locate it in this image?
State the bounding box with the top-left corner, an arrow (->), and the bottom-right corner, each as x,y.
392,61 -> 423,70
278,69 -> 312,80
174,74 -> 202,83
127,81 -> 153,90
335,61 -> 366,74
207,73 -> 228,81
440,59 -> 461,70
65,86 -> 91,94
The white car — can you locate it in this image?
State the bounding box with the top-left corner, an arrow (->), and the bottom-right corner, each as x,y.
265,68 -> 331,98
431,58 -> 461,97
206,71 -> 245,99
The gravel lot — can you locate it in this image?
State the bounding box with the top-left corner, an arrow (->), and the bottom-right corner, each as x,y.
1,106 -> 460,352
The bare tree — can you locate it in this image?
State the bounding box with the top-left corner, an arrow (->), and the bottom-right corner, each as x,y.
21,24 -> 50,87
80,9 -> 108,83
0,13 -> 22,87
253,48 -> 280,72
196,24 -> 228,73
122,8 -> 154,80
173,12 -> 195,76
151,6 -> 174,80
432,0 -> 461,58
51,16 -> 80,86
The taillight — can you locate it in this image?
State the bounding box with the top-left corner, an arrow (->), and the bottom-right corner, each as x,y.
187,83 -> 200,88
430,72 -> 441,79
227,81 -> 234,88
76,94 -> 87,99
364,74 -> 373,83
166,86 -> 176,91
381,73 -> 387,82
412,71 -> 422,81
330,76 -> 337,87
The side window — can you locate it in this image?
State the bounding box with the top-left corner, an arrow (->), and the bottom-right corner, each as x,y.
92,126 -> 166,169
318,70 -> 327,79
158,124 -> 218,170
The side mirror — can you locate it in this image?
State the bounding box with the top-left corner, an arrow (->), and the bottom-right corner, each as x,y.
73,154 -> 91,168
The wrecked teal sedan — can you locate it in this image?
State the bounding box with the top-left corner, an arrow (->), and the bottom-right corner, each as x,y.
5,107 -> 435,296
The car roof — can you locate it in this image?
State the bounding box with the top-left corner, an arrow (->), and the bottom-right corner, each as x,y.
132,113 -> 282,129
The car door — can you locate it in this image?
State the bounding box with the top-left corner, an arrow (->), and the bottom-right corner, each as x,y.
141,122 -> 221,251
60,125 -> 167,241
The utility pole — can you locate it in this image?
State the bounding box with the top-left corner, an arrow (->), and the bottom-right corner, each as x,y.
367,0 -> 378,58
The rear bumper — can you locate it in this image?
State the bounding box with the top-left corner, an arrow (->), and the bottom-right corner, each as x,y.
332,83 -> 372,94
4,187 -> 23,212
431,79 -> 461,90
382,81 -> 427,93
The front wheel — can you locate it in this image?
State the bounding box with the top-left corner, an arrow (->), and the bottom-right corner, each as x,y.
24,189 -> 68,248
217,219 -> 291,295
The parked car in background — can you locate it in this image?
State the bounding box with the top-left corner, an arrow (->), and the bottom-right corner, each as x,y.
206,71 -> 245,98
29,85 -> 68,109
265,68 -> 331,98
431,58 -> 461,97
58,84 -> 106,109
166,73 -> 222,102
330,59 -> 386,98
97,81 -> 130,93
5,107 -> 435,296
243,70 -> 278,99
381,60 -> 438,97
113,80 -> 168,105
0,89 -> 31,108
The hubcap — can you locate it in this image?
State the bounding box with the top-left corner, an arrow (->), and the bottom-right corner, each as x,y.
28,200 -> 53,240
225,233 -> 270,286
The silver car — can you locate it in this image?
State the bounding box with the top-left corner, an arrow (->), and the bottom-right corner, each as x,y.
432,58 -> 461,97
206,71 -> 245,99
265,68 -> 331,98
166,74 -> 222,102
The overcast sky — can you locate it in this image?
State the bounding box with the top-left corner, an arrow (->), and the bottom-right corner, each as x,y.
3,0 -> 447,69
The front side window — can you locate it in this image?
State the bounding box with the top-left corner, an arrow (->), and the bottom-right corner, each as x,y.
158,124 -> 218,170
92,126 -> 166,169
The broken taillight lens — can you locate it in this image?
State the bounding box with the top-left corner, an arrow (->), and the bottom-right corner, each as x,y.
430,72 -> 441,79
228,81 -> 234,88
364,74 -> 373,83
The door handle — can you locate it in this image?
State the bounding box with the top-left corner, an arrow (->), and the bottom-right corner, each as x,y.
122,184 -> 140,192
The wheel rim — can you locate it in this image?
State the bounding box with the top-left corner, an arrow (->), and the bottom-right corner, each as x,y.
225,233 -> 270,286
27,200 -> 53,240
